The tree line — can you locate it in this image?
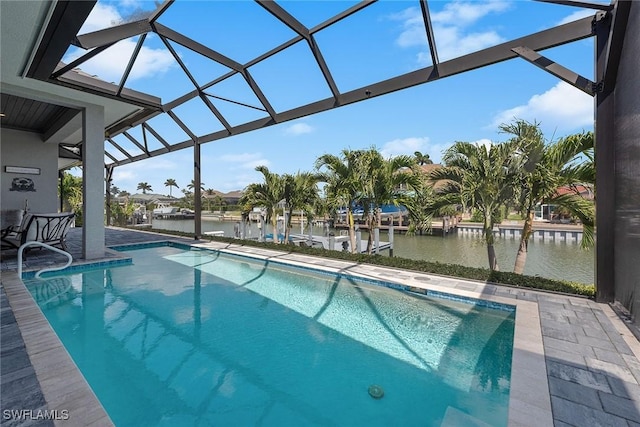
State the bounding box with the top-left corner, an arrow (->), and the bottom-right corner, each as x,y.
75,118 -> 593,275
238,119 -> 595,275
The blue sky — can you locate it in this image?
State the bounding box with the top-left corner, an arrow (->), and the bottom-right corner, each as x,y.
66,0 -> 597,195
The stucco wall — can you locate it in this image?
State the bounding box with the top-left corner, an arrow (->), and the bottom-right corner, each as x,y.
614,2 -> 640,325
0,128 -> 59,213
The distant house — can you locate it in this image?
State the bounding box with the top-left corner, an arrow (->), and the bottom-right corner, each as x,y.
114,193 -> 177,206
202,190 -> 243,206
556,184 -> 594,200
419,163 -> 446,189
222,190 -> 243,205
535,184 -> 594,222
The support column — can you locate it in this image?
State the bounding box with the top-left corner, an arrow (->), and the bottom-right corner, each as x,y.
105,166 -> 113,227
389,221 -> 394,257
194,141 -> 202,239
612,2 -> 639,322
82,105 -> 105,260
594,11 -> 615,302
58,170 -> 64,212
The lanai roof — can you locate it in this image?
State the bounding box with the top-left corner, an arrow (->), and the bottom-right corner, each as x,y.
5,0 -> 625,173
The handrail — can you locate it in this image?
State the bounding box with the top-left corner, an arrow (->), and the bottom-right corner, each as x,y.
18,241 -> 73,279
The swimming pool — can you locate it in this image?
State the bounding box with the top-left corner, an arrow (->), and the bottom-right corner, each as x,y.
26,243 -> 515,426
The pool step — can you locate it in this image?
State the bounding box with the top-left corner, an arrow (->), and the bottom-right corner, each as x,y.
441,407 -> 493,427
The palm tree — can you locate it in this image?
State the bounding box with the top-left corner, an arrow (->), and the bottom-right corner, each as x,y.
59,171 -> 83,213
187,179 -> 205,192
359,149 -> 420,253
204,188 -> 215,212
430,141 -> 518,271
281,172 -> 320,242
164,179 -> 179,197
240,166 -> 285,243
414,151 -> 433,165
119,190 -> 131,197
403,176 -> 436,236
316,149 -> 366,253
137,182 -> 152,194
211,194 -> 225,212
502,120 -> 595,274
110,185 -> 120,196
180,188 -> 194,208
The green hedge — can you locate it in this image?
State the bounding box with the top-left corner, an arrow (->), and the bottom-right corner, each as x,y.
139,227 -> 596,298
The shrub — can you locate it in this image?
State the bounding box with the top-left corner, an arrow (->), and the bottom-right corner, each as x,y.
136,227 -> 596,298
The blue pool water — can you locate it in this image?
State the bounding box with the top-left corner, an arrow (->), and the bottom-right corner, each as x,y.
26,244 -> 515,426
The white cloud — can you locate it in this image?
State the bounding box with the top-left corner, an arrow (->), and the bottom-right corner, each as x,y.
219,152 -> 271,170
111,158 -> 178,187
379,136 -> 457,164
284,122 -> 314,136
119,0 -> 145,9
380,137 -> 430,158
241,158 -> 272,170
417,28 -> 503,63
79,4 -> 123,33
113,169 -> 136,182
219,174 -> 257,192
65,4 -> 175,82
557,9 -> 595,26
431,0 -> 510,25
379,137 -> 462,164
472,138 -> 494,152
490,82 -> 593,132
391,1 -> 510,63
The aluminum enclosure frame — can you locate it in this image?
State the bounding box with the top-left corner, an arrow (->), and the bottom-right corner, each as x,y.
23,0 -> 634,307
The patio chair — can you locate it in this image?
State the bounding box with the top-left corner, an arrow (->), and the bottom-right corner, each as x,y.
1,212 -> 75,252
0,209 -> 24,231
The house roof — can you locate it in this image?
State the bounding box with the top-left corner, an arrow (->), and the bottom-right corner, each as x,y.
556,184 -> 594,199
0,1 -> 147,159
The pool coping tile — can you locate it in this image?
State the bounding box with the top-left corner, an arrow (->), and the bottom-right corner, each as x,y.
194,240 -> 553,426
4,237 -> 640,426
1,271 -> 114,427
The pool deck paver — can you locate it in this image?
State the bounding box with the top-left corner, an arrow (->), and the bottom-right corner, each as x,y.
1,227 -> 639,426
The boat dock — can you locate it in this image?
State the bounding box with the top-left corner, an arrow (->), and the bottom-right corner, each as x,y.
457,222 -> 584,243
153,209 -> 195,220
289,233 -> 392,254
334,216 -> 459,235
153,212 -> 195,220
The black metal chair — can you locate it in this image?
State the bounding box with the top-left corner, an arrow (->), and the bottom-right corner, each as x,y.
1,212 -> 75,252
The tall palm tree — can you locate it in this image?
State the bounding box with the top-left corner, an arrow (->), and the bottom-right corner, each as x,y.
281,172 -> 320,242
502,120 -> 595,274
110,185 -> 120,196
431,141 -> 518,270
187,179 -> 205,192
203,188 -> 216,212
164,178 -> 179,197
403,176 -> 436,236
137,182 -> 152,194
180,188 -> 193,208
240,166 -> 285,243
315,149 -> 366,253
359,149 -> 420,253
414,151 -> 433,165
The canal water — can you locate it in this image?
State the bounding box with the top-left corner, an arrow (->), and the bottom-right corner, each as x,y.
152,218 -> 594,285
